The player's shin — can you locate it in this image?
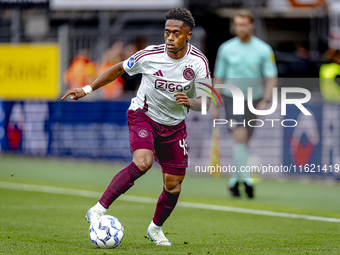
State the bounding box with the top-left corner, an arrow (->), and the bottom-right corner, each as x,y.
233,143 -> 253,186
152,187 -> 180,227
229,143 -> 249,188
99,162 -> 146,209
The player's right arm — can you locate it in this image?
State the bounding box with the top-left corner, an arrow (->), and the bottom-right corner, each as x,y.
61,62 -> 126,100
212,44 -> 227,118
212,78 -> 224,119
256,46 -> 278,111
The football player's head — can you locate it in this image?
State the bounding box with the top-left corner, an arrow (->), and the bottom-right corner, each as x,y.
164,8 -> 195,54
232,9 -> 254,40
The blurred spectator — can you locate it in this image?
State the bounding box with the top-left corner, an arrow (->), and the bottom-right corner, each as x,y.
63,49 -> 96,90
135,37 -> 148,51
319,48 -> 340,102
98,41 -> 125,99
121,43 -> 142,93
287,44 -> 318,78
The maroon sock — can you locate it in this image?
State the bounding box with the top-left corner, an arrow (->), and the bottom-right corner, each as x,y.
153,187 -> 180,227
99,162 -> 145,209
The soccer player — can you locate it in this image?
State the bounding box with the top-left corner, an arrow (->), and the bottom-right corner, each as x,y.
61,8 -> 211,246
213,10 -> 277,198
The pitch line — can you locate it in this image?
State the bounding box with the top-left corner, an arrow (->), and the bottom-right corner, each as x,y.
1,181 -> 340,223
0,205 -> 149,210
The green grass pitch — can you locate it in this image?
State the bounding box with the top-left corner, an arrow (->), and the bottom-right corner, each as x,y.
0,155 -> 340,254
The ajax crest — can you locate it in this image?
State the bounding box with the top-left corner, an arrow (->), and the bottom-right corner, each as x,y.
138,129 -> 149,138
183,68 -> 195,80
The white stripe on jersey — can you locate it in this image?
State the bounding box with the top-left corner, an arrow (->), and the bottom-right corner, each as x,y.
134,45 -> 165,61
191,46 -> 211,78
123,43 -> 212,126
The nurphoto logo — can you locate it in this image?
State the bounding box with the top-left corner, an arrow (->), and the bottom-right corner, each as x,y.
199,84 -> 312,128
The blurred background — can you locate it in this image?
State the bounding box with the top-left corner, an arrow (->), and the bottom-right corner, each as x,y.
1,0 -> 340,180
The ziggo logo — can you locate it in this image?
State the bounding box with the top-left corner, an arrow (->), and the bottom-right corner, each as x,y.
155,79 -> 191,92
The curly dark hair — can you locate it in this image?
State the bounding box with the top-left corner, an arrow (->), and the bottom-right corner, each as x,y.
165,8 -> 195,31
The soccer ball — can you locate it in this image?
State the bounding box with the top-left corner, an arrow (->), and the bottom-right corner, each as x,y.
89,215 -> 124,248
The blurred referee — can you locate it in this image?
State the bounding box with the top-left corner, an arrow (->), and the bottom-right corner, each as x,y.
213,10 -> 278,198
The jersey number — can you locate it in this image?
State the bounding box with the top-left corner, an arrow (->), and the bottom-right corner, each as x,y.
179,138 -> 188,156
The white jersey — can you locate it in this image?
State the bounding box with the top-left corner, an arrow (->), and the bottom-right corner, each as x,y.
123,44 -> 212,126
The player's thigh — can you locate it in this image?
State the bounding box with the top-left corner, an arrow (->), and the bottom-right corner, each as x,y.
244,98 -> 263,139
154,129 -> 188,176
127,109 -> 155,152
223,95 -> 247,135
127,109 -> 155,170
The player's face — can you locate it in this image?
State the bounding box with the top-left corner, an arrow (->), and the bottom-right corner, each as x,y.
233,16 -> 254,40
164,20 -> 192,56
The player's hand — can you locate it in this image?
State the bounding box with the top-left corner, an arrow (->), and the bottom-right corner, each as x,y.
61,88 -> 86,100
255,99 -> 270,118
212,105 -> 220,119
256,99 -> 269,111
174,92 -> 190,107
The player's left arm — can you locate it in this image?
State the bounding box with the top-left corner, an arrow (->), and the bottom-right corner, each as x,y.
257,48 -> 278,111
174,93 -> 211,111
174,56 -> 213,111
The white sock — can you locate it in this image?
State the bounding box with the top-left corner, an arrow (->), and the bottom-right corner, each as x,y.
150,220 -> 162,230
94,202 -> 107,213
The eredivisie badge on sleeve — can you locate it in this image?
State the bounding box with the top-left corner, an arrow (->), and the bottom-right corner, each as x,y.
127,57 -> 135,68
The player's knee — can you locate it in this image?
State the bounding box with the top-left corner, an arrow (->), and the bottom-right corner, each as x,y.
133,149 -> 153,172
233,127 -> 248,143
134,158 -> 153,172
234,136 -> 247,144
165,181 -> 182,195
